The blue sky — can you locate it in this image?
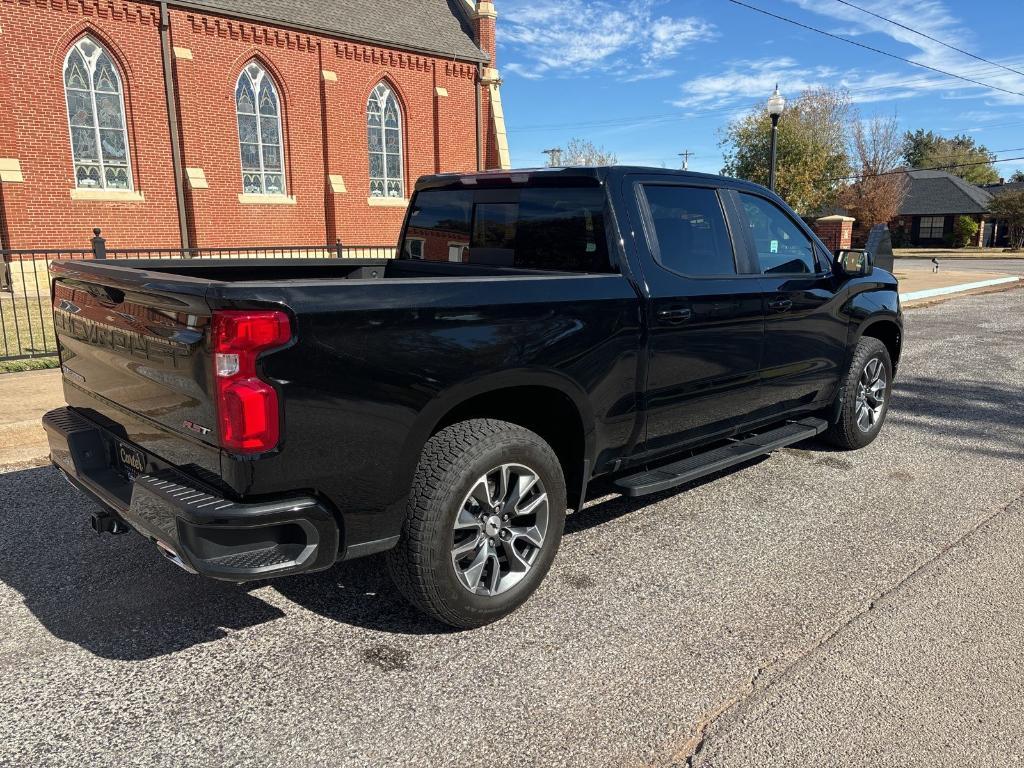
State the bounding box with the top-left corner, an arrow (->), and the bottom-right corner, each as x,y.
496,0 -> 1024,179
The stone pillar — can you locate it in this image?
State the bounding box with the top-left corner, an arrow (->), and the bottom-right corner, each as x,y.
814,215 -> 855,252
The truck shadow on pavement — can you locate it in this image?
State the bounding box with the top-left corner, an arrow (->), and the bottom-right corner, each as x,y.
887,376 -> 1024,460
0,466 -> 288,660
2,373 -> 1018,659
0,461 -> 768,657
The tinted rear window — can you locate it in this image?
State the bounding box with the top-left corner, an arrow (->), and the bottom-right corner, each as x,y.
402,187 -> 614,272
642,185 -> 736,276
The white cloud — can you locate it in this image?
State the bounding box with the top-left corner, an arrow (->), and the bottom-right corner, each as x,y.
673,58 -> 838,110
673,0 -> 1024,116
499,0 -> 714,81
782,0 -> 1024,106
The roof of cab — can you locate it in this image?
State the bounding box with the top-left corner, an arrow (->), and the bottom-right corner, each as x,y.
415,166 -> 758,191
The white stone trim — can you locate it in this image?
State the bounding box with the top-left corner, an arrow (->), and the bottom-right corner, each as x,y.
367,197 -> 408,208
237,193 -> 296,205
70,188 -> 145,202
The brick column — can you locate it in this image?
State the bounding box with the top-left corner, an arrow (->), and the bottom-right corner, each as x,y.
473,2 -> 497,64
814,215 -> 855,252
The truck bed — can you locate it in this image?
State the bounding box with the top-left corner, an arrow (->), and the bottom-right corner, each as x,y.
122,257 -> 574,283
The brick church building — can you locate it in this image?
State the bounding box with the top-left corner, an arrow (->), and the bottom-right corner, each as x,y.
0,0 -> 510,250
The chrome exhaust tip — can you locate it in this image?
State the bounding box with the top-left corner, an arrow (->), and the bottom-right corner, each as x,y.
155,540 -> 196,573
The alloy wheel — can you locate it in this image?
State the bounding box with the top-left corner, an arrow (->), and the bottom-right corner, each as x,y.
855,357 -> 887,432
451,463 -> 549,597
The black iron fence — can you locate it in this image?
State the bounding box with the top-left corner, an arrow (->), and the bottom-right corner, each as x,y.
0,229 -> 394,362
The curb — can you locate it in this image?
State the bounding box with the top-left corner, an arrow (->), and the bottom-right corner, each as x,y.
900,276 -> 1020,303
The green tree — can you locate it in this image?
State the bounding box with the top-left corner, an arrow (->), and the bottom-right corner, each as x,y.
953,216 -> 979,248
901,130 -> 999,185
719,87 -> 852,215
1009,170 -> 1024,183
990,190 -> 1024,250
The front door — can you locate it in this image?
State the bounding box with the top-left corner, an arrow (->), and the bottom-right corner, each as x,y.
731,191 -> 848,423
632,180 -> 765,456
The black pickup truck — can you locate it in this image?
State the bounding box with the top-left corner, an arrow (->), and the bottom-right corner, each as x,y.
44,166 -> 901,627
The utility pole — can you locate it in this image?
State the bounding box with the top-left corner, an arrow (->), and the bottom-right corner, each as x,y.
542,147 -> 563,167
678,150 -> 694,171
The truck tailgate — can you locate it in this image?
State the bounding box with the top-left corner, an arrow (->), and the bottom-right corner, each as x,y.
50,260 -> 220,452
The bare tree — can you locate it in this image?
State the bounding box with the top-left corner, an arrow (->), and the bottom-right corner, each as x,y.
559,137 -> 617,167
838,115 -> 907,226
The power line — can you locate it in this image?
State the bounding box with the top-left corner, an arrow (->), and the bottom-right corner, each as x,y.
920,145 -> 1024,162
726,0 -> 1024,99
509,70 -> 1024,135
822,154 -> 1024,183
508,52 -> 1024,135
832,0 -> 1024,80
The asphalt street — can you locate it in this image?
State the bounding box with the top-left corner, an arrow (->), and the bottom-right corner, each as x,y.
1,287 -> 1022,767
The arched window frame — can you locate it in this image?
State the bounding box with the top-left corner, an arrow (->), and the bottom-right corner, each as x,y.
367,82 -> 405,198
63,36 -> 133,190
235,61 -> 286,195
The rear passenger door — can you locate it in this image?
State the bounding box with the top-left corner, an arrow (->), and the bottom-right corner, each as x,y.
732,191 -> 849,422
633,180 -> 765,455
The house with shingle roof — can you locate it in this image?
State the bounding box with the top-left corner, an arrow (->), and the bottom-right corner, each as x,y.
890,169 -> 994,247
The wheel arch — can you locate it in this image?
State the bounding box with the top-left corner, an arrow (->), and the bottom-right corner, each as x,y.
399,371 -> 595,513
858,317 -> 903,375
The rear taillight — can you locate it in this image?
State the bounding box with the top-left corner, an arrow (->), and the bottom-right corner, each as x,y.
212,310 -> 291,454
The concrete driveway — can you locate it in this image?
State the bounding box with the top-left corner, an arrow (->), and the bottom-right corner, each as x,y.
1,288 -> 1022,767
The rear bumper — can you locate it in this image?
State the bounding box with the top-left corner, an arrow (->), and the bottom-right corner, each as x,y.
43,407 -> 340,582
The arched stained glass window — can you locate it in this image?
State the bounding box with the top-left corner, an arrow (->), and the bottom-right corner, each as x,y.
63,36 -> 132,190
235,62 -> 285,195
367,83 -> 404,198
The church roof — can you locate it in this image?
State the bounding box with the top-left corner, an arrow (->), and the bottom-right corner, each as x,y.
176,0 -> 487,62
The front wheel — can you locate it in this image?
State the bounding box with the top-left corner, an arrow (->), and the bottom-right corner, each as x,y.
823,336 -> 893,450
386,419 -> 566,628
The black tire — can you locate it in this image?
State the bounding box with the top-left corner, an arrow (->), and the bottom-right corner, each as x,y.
386,419 -> 566,629
823,336 -> 893,450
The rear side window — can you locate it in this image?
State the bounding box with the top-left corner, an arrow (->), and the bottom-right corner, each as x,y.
739,193 -> 817,275
642,185 -> 736,276
403,187 -> 613,272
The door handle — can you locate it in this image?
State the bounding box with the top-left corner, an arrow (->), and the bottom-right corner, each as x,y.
656,308 -> 692,324
768,298 -> 793,313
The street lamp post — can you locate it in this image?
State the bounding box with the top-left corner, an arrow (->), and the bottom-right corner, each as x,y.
767,85 -> 786,192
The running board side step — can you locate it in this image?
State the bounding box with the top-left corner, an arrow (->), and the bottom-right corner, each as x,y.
613,417 -> 828,498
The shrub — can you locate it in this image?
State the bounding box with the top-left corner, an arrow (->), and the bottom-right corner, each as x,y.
953,216 -> 979,248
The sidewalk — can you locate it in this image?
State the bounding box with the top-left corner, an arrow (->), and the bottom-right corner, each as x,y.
893,268 -> 1021,304
0,367 -> 63,467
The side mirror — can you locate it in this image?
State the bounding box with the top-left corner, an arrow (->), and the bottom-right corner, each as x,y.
834,249 -> 873,278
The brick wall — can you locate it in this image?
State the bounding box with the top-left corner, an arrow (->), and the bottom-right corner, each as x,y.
0,0 -> 496,250
813,216 -> 854,252
0,0 -> 181,250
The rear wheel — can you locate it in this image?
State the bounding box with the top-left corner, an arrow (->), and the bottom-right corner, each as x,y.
387,419 -> 566,628
823,337 -> 892,450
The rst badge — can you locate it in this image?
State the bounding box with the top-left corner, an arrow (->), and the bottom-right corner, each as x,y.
182,420 -> 212,436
